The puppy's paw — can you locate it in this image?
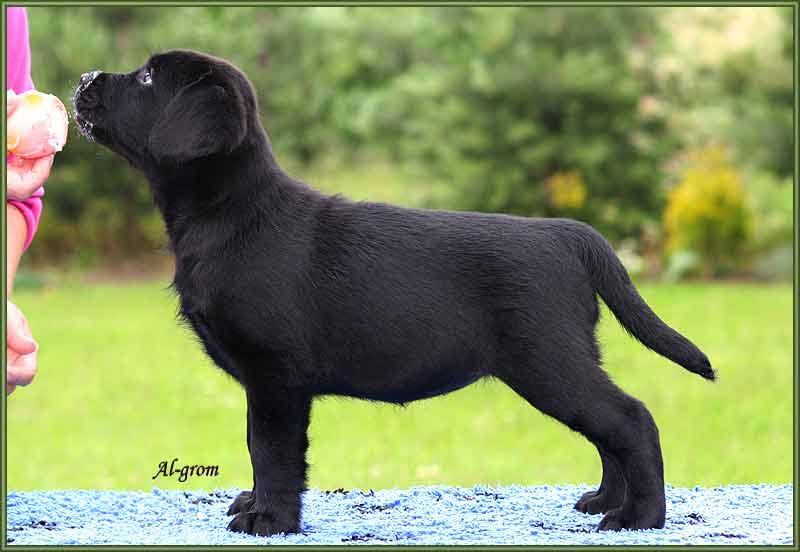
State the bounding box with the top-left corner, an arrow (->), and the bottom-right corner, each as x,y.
597,505 -> 665,531
227,490 -> 254,516
227,511 -> 299,537
574,488 -> 624,515
574,490 -> 601,514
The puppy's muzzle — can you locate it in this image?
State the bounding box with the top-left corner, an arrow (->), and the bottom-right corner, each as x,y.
73,70 -> 103,140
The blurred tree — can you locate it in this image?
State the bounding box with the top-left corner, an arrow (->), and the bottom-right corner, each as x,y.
21,6 -> 791,269
339,7 -> 677,242
25,7 -> 340,263
657,7 -> 793,178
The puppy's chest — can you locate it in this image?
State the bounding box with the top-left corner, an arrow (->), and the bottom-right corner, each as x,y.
172,259 -> 221,317
173,260 -> 238,339
174,284 -> 251,383
173,259 -> 305,366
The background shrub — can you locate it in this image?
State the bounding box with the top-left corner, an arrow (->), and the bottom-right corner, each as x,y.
663,147 -> 752,277
746,172 -> 794,280
19,6 -> 792,280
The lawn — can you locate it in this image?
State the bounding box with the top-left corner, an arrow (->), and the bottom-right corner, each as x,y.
6,280 -> 793,491
5,157 -> 794,492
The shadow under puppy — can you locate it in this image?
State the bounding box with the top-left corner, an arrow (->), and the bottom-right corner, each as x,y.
73,50 -> 714,536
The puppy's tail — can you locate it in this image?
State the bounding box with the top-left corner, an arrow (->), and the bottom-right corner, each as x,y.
560,220 -> 715,381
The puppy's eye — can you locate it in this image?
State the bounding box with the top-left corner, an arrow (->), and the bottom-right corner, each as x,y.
140,69 -> 152,86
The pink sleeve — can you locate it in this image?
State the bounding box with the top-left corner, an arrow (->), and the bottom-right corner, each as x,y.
6,6 -> 42,250
8,189 -> 44,250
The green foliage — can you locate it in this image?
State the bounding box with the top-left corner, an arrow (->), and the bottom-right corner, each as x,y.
340,7 -> 675,242
657,7 -> 793,179
746,171 -> 794,254
19,7 -> 793,269
663,148 -> 752,277
746,171 -> 794,281
664,249 -> 701,282
25,7 -> 338,263
752,245 -> 793,282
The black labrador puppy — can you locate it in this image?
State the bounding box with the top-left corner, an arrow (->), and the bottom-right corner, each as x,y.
73,50 -> 714,536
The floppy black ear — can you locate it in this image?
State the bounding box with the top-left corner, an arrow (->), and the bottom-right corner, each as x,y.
148,78 -> 247,164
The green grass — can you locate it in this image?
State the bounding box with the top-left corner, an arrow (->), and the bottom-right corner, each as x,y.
7,280 -> 792,491
6,157 -> 793,491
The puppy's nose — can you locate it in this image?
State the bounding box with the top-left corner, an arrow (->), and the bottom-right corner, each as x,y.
80,70 -> 101,87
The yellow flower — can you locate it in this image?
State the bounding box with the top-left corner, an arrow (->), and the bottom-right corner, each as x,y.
545,171 -> 587,210
663,146 -> 751,259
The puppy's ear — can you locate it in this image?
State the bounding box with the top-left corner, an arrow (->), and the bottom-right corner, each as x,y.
148,77 -> 247,164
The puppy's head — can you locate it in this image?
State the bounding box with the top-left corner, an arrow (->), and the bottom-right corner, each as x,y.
74,50 -> 254,169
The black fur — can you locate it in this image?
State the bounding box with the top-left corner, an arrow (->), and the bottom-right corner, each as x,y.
74,50 -> 714,536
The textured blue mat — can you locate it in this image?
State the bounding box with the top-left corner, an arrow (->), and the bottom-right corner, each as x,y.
6,484 -> 793,545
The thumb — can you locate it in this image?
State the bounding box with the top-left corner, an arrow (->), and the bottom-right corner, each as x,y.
6,303 -> 37,355
7,328 -> 37,355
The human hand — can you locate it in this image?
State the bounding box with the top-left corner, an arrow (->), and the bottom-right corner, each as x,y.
6,300 -> 38,394
6,89 -> 66,200
7,153 -> 52,200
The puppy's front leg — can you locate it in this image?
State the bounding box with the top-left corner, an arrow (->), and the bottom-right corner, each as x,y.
227,403 -> 254,516
227,387 -> 311,536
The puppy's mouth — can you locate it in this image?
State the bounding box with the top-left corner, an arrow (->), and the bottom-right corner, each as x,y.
73,70 -> 103,141
73,112 -> 95,141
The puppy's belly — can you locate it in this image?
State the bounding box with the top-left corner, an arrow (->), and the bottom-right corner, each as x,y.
323,370 -> 484,404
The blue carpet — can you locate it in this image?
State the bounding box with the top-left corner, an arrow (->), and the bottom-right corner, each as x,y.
6,484 -> 793,545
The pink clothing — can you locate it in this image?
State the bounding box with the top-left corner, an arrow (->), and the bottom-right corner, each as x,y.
7,6 -> 43,250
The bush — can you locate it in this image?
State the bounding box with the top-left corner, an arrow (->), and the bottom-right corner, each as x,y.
746,171 -> 793,280
746,171 -> 793,253
663,147 -> 752,277
19,7 -> 790,269
752,245 -> 793,281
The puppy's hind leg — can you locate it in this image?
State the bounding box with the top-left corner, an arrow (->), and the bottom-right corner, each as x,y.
494,336 -> 665,531
227,386 -> 312,537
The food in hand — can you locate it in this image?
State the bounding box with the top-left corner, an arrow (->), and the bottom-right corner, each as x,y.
7,90 -> 69,159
